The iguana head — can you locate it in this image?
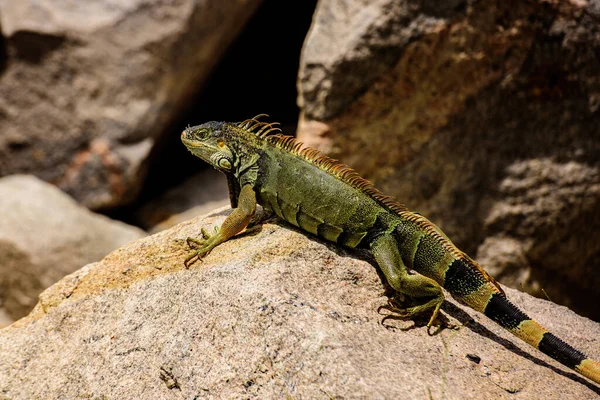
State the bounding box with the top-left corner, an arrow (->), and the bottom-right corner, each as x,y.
181,121 -> 238,173
182,115 -> 280,175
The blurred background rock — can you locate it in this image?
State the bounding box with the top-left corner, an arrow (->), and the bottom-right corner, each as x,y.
0,0 -> 598,326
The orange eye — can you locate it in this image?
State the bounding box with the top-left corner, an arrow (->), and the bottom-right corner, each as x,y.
217,141 -> 225,147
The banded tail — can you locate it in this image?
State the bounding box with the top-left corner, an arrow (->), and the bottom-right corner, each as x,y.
449,258 -> 600,385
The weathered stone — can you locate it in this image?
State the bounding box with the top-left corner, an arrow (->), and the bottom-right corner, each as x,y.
0,0 -> 261,209
1,209 -> 599,398
0,175 -> 146,326
297,0 -> 600,319
0,240 -> 42,326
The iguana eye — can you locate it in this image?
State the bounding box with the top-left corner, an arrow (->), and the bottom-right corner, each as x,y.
196,129 -> 210,140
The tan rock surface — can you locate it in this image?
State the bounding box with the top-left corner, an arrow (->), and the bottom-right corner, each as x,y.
1,208 -> 599,398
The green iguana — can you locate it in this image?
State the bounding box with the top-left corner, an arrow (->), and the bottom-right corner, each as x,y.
181,114 -> 600,385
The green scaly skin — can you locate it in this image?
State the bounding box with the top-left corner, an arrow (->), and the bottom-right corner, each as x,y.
181,115 -> 600,385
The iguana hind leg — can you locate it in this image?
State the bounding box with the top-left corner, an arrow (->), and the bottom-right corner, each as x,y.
185,184 -> 256,267
370,233 -> 444,327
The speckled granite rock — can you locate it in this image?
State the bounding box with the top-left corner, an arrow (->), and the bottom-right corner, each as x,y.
1,207 -> 599,398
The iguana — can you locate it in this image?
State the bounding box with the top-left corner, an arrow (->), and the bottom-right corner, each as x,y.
181,114 -> 600,385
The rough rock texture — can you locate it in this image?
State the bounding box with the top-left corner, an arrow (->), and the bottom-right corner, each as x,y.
297,0 -> 600,319
0,0 -> 261,209
0,175 -> 146,326
1,209 -> 599,399
0,240 -> 42,328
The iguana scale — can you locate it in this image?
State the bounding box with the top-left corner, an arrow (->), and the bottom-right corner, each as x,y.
181,115 -> 600,385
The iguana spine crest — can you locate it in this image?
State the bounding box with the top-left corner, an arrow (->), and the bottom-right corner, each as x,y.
239,115 -> 411,214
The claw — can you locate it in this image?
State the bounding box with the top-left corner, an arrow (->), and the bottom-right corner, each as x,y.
199,226 -> 219,240
183,226 -> 221,268
426,300 -> 443,329
183,246 -> 214,269
184,251 -> 202,268
381,314 -> 394,327
377,294 -> 444,332
427,324 -> 443,336
187,237 -> 205,249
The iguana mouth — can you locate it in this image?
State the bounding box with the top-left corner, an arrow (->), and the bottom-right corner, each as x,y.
180,132 -> 199,147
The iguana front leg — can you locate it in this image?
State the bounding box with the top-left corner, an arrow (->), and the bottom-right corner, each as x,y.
371,234 -> 444,328
184,184 -> 256,267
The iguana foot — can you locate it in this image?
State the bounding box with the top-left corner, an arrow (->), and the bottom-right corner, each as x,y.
378,295 -> 444,333
184,226 -> 221,268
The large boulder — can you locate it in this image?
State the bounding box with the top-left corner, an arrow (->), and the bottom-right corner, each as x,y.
0,239 -> 42,327
0,0 -> 261,209
297,0 -> 600,319
0,209 -> 599,398
0,175 -> 146,326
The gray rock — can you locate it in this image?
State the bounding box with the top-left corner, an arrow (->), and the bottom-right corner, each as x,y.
0,0 -> 262,209
297,0 -> 600,319
476,159 -> 600,312
0,209 -> 599,398
0,175 -> 146,325
298,0 -> 434,120
0,240 -> 42,327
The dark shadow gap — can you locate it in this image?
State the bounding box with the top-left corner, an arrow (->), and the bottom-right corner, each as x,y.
0,28 -> 6,75
106,0 -> 319,227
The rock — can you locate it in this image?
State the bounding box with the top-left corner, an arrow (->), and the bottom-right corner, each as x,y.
0,208 -> 599,398
298,0 -> 439,121
0,240 -> 43,327
0,0 -> 262,209
0,175 -> 146,326
476,236 -> 533,292
297,0 -> 600,319
478,159 -> 600,315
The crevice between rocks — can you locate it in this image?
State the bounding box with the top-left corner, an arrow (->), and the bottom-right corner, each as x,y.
8,30 -> 66,64
0,27 -> 6,75
104,0 -> 319,228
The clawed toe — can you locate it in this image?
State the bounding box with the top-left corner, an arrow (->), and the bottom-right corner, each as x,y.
377,295 -> 445,333
186,237 -> 205,249
184,251 -> 201,268
200,226 -> 219,240
184,227 -> 222,268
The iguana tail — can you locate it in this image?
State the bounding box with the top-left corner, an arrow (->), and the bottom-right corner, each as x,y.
450,258 -> 600,385
391,212 -> 600,384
